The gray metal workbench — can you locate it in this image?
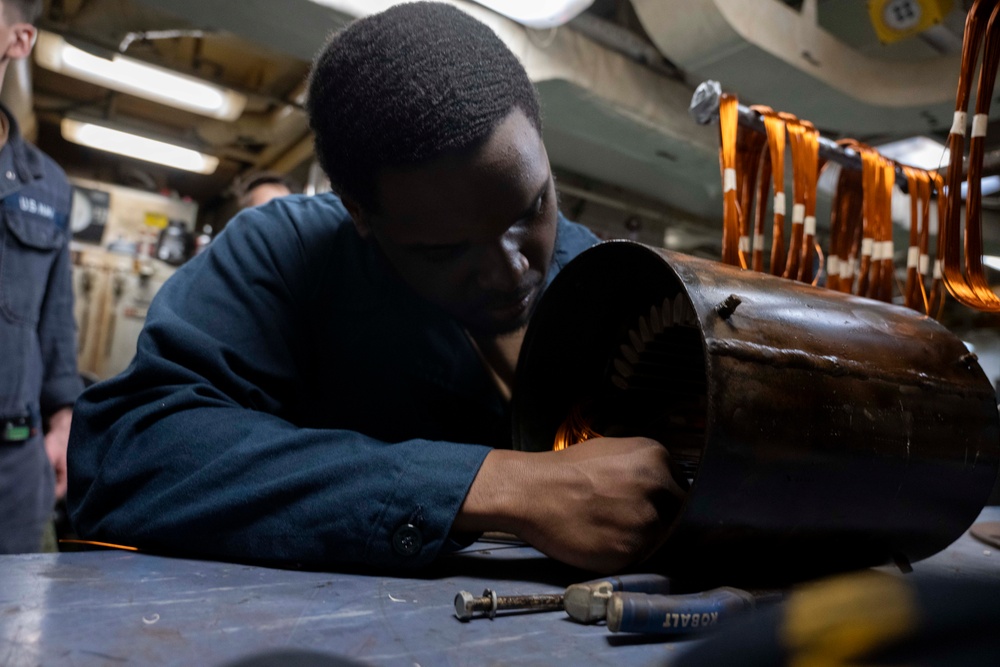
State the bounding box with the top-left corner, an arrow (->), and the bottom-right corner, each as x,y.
2,507 -> 998,667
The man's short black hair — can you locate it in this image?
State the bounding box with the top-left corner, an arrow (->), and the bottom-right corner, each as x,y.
306,1 -> 542,212
3,0 -> 42,24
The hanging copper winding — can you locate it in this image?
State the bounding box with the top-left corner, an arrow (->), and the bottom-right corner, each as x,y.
718,94 -> 742,267
855,147 -> 879,298
827,139 -> 864,295
761,110 -> 788,276
781,114 -> 807,281
738,116 -> 768,272
874,157 -> 896,303
927,171 -> 949,317
902,167 -> 935,313
941,0 -> 1000,311
795,122 -> 821,284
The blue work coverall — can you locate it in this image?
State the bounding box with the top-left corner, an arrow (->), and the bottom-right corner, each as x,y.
0,104 -> 83,553
67,192 -> 598,569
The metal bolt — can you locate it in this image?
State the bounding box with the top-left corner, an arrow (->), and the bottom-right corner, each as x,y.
454,588 -> 564,621
716,294 -> 742,319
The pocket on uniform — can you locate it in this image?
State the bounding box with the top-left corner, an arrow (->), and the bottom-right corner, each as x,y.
1,209 -> 64,324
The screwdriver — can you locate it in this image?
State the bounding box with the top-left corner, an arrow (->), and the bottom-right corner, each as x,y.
605,587 -> 784,635
563,573 -> 673,623
455,575 -> 782,636
454,573 -> 671,622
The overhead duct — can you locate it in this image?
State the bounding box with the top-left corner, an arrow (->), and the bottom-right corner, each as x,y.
632,0 -> 967,137
134,0 -> 722,217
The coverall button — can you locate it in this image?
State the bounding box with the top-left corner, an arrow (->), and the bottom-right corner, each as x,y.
392,523 -> 423,556
5,171 -> 14,180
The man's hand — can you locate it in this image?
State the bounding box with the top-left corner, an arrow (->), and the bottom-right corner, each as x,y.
455,437 -> 685,573
44,407 -> 74,499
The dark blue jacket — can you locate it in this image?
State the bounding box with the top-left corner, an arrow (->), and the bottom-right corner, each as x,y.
0,105 -> 81,427
67,192 -> 598,569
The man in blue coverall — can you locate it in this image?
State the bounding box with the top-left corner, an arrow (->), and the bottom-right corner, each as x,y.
0,0 -> 83,553
67,2 -> 679,573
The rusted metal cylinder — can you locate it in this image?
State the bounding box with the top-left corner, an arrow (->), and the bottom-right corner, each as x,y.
513,241 -> 1000,584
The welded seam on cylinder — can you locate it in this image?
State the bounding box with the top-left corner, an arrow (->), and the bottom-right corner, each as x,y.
705,339 -> 993,396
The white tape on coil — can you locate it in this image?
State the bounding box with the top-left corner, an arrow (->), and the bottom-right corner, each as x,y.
739,235 -> 750,253
907,246 -> 920,269
828,256 -> 841,276
919,254 -> 930,275
774,192 -> 786,215
723,168 -> 737,193
950,111 -> 968,136
754,233 -> 765,250
880,241 -> 894,261
861,238 -> 874,257
973,113 -> 989,138
804,215 -> 816,236
792,203 -> 805,225
934,259 -> 942,279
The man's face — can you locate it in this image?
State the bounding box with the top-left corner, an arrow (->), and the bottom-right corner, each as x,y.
356,108 -> 558,336
246,182 -> 291,208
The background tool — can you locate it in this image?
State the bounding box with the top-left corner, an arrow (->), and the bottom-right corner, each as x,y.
606,587 -> 784,635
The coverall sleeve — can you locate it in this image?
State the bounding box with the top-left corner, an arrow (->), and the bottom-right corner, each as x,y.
38,230 -> 84,414
66,205 -> 491,569
38,187 -> 84,415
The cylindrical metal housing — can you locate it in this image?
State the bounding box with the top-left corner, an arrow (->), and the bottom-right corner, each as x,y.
513,241 -> 1000,584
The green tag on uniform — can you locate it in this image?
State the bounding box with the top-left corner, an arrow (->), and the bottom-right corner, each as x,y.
3,423 -> 30,442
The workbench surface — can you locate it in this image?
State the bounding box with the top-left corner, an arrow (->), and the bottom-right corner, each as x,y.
2,507 -> 997,667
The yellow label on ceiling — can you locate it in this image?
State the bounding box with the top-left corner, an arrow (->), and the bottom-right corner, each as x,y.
868,0 -> 954,44
144,212 -> 169,229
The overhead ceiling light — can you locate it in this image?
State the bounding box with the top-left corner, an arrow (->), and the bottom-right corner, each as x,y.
960,174 -> 1000,199
35,32 -> 247,121
61,119 -> 219,174
875,136 -> 949,171
983,255 -> 1000,272
468,0 -> 594,27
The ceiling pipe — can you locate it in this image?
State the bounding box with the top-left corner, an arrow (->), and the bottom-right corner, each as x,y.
567,12 -> 684,81
195,105 -> 307,147
262,132 -> 315,175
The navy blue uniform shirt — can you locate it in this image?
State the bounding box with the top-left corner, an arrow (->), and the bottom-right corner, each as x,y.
67,192 -> 598,569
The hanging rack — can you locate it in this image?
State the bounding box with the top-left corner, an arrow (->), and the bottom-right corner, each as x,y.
688,80 -> 932,192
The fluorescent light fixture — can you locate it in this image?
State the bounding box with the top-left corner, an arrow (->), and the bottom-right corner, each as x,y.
983,255 -> 1000,272
61,119 -> 219,174
960,174 -> 1000,199
469,0 -> 594,27
875,136 -> 949,171
35,32 -> 246,121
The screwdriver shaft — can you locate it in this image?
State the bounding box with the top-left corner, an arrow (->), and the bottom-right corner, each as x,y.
455,589 -> 563,620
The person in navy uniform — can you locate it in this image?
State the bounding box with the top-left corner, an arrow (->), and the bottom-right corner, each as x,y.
67,3 -> 680,573
0,0 -> 83,553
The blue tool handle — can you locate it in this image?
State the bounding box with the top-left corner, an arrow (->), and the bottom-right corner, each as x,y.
564,573 -> 673,623
603,573 -> 673,594
606,588 -> 756,634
